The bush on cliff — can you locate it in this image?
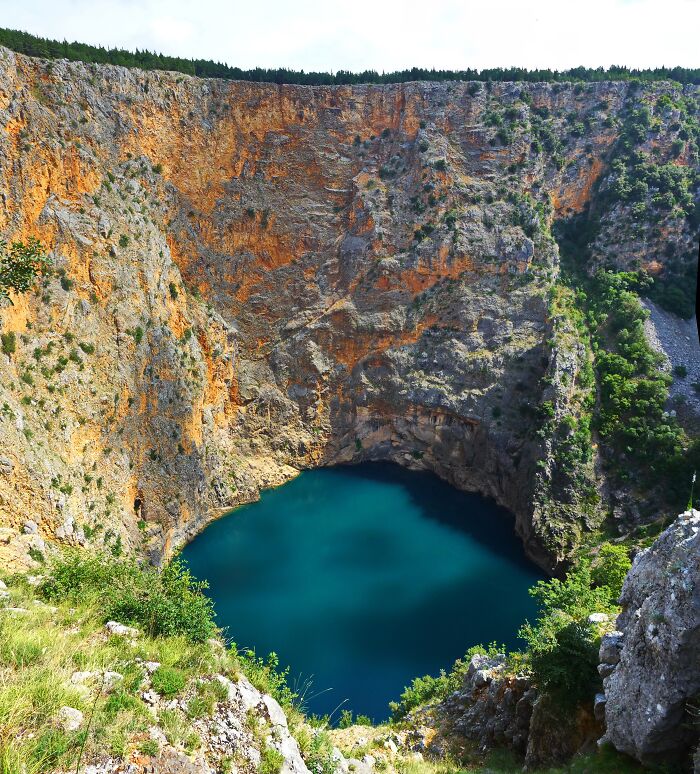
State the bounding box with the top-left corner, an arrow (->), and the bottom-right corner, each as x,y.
0,237 -> 51,303
591,542 -> 632,599
40,550 -> 217,642
519,558 -> 625,707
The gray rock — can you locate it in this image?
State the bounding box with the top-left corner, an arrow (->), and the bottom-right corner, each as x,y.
70,670 -> 100,684
598,631 -> 624,665
602,510 -> 700,765
22,520 -> 38,534
104,620 -> 139,637
597,662 -> 616,678
594,693 -> 607,723
58,706 -> 83,731
0,455 -> 13,474
55,517 -> 75,540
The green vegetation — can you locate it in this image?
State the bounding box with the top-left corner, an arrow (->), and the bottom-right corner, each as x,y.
388,744 -> 645,773
338,709 -> 372,728
1,330 -> 16,356
39,550 -> 217,642
556,218 -> 700,513
0,574 -> 213,771
0,551 -> 343,772
518,548 -> 629,706
389,643 -> 503,719
591,543 -> 632,594
0,237 -> 51,304
259,745 -> 285,774
151,665 -> 186,697
1,27 -> 698,85
596,95 -> 700,319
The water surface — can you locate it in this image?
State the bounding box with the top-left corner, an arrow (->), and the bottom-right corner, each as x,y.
182,463 -> 543,721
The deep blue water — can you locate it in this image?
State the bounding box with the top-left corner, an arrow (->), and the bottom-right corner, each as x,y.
182,463 -> 543,721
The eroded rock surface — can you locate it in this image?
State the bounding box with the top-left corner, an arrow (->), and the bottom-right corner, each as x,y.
601,509 -> 700,765
0,47 -> 697,572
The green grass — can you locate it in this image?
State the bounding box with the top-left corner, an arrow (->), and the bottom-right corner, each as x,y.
0,555 -> 342,773
0,564 -> 227,771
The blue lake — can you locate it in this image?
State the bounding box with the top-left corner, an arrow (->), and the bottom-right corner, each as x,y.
182,462 -> 543,721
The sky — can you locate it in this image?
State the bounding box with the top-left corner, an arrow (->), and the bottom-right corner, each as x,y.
0,0 -> 698,73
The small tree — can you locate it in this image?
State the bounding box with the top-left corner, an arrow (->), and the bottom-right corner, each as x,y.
519,562 -> 616,706
591,543 -> 632,600
0,237 -> 51,303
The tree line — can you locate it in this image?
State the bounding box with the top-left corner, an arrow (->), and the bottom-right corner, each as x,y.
1,27 -> 699,85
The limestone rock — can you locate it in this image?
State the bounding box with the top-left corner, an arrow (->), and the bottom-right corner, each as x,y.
58,705 -> 83,731
602,510 -> 700,765
104,620 -> 139,637
598,631 -> 624,665
0,49 -> 694,578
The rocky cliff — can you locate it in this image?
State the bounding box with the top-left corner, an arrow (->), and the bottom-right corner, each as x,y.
599,509 -> 700,766
0,46 -> 698,572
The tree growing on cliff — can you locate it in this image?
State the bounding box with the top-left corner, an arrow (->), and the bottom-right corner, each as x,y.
0,237 -> 51,303
519,562 -> 616,706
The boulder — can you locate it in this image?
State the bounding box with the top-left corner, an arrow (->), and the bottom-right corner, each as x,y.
104,620 -> 139,637
602,510 -> 700,765
598,631 -> 624,665
58,706 -> 83,732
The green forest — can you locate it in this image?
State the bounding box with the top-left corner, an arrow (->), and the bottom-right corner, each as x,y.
1,26 -> 699,85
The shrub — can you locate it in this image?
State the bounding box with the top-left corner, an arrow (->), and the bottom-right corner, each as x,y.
259,746 -> 285,774
591,543 -> 631,600
525,619 -> 600,704
674,365 -> 688,378
151,666 -> 186,697
138,739 -> 160,756
519,562 -> 615,706
1,331 -> 16,355
0,237 -> 51,302
118,235 -> 129,248
40,552 -> 217,642
233,649 -> 296,709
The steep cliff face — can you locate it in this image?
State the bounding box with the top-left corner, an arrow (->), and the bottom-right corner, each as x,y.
0,47 -> 697,571
599,509 -> 700,766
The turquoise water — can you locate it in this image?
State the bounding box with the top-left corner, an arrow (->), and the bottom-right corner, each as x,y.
182,463 -> 543,721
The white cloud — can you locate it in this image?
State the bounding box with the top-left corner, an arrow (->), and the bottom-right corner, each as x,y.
0,0 -> 697,72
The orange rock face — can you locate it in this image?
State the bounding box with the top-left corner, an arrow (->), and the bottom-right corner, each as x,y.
0,47 -> 696,570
